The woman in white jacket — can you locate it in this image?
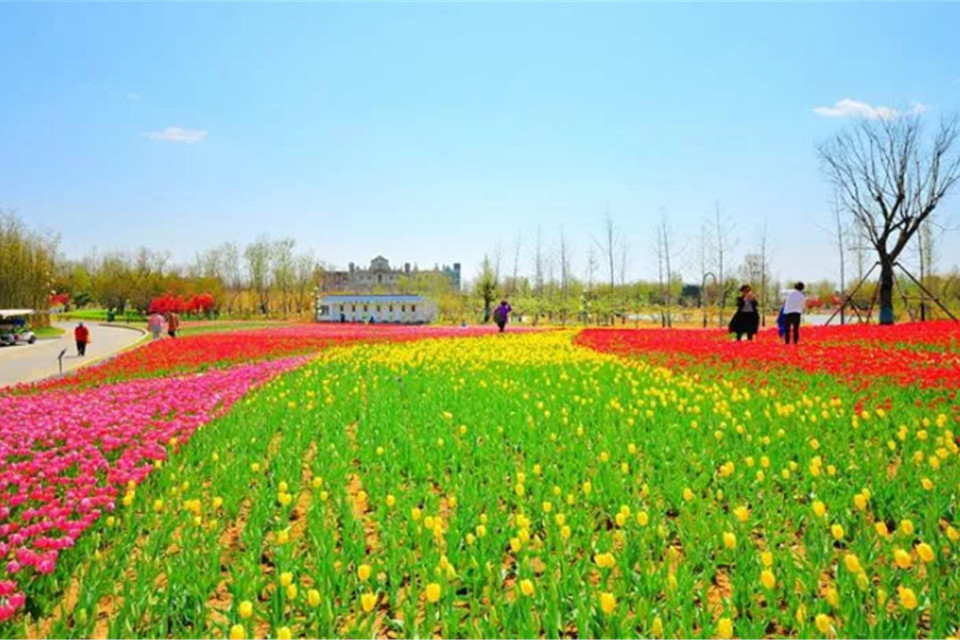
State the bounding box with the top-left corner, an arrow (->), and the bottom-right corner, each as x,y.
781,282 -> 806,345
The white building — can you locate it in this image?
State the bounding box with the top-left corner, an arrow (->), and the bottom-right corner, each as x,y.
315,294 -> 437,324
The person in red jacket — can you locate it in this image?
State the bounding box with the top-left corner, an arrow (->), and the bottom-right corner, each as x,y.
74,322 -> 90,356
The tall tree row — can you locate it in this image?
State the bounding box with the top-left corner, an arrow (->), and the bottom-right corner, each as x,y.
0,210 -> 58,310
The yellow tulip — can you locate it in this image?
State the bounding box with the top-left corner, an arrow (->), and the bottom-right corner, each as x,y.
723,532 -> 737,549
894,547 -> 913,570
599,591 -> 616,614
898,585 -> 918,610
760,569 -> 776,590
716,617 -> 734,639
651,616 -> 664,638
357,563 -> 372,582
916,542 -> 935,563
519,579 -> 535,597
815,614 -> 832,634
844,553 -> 862,573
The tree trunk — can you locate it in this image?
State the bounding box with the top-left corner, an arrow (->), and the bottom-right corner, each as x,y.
879,258 -> 895,325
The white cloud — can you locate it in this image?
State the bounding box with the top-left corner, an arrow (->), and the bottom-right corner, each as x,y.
127,92 -> 141,101
143,127 -> 208,144
813,98 -> 926,120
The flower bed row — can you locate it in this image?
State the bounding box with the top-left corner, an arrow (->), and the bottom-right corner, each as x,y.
6,323 -> 537,395
0,357 -> 304,621
576,322 -> 960,390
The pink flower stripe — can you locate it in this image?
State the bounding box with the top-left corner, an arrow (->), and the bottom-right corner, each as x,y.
0,357 -> 304,621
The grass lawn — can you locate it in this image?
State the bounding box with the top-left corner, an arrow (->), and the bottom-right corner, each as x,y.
61,308 -> 148,323
33,325 -> 65,338
177,321 -> 288,336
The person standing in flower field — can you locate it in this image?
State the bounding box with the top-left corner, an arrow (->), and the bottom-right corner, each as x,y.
782,281 -> 806,345
166,312 -> 180,338
74,322 -> 89,356
493,300 -> 512,333
147,311 -> 164,340
729,284 -> 760,341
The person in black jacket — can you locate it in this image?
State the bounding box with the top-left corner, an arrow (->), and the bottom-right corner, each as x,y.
729,284 -> 760,341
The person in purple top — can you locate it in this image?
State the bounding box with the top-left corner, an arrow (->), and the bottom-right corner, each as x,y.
493,300 -> 512,333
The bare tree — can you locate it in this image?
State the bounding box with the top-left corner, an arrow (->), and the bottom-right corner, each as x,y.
558,227 -> 573,325
654,210 -> 682,327
709,202 -> 738,325
510,235 -> 522,297
585,244 -> 598,293
533,226 -> 545,296
833,199 -> 847,324
850,224 -> 868,285
596,209 -> 616,292
584,243 -> 598,324
819,114 -> 960,324
697,221 -> 709,296
757,220 -> 770,326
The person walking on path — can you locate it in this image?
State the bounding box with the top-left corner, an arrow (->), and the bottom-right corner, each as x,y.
166,312 -> 180,338
74,322 -> 90,357
148,312 -> 164,340
729,284 -> 760,341
782,282 -> 806,345
493,300 -> 512,333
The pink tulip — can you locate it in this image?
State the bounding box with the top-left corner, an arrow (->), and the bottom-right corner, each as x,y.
0,356 -> 304,621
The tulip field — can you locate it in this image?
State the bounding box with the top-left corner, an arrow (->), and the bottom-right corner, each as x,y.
2,322 -> 960,638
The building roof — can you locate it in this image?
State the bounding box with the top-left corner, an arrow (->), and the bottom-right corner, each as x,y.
318,294 -> 427,302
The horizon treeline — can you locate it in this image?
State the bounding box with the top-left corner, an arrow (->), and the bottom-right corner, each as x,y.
4,209 -> 960,324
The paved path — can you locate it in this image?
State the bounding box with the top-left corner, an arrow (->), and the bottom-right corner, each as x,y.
0,322 -> 146,389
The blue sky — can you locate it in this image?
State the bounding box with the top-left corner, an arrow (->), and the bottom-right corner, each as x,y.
2,2 -> 959,284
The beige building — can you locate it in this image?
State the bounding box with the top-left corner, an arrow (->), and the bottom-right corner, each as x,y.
320,256 -> 461,292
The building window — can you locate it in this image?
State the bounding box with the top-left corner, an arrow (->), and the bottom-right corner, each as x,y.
411,304 -> 416,312
401,305 -> 406,312
389,305 -> 393,312
363,305 -> 368,312
352,305 -> 356,312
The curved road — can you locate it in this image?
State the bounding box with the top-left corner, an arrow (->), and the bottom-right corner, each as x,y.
0,322 -> 146,389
